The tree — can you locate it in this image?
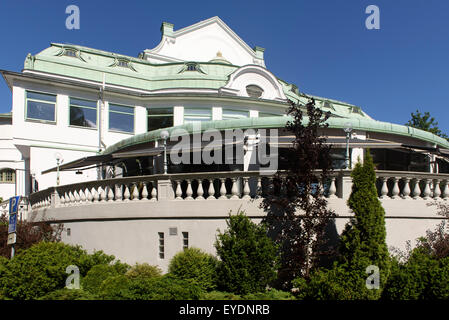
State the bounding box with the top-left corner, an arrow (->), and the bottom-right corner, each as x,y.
406,109 -> 448,140
0,213 -> 63,258
338,151 -> 390,299
214,211 -> 279,295
261,96 -> 336,287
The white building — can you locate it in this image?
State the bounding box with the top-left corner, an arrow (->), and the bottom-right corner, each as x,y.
1,17 -> 449,270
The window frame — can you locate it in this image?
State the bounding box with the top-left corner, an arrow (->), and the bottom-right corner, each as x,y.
222,109 -> 249,120
147,107 -> 174,132
25,90 -> 57,124
108,103 -> 135,134
0,169 -> 15,184
68,96 -> 98,129
183,108 -> 212,124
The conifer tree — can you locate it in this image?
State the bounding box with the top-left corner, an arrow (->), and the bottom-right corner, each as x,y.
339,151 -> 390,299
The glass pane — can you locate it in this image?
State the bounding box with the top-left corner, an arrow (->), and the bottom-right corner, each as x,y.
27,91 -> 56,102
70,106 -> 97,127
184,108 -> 211,117
27,100 -> 55,121
148,116 -> 173,131
222,109 -> 249,120
109,112 -> 134,133
148,108 -> 173,116
109,104 -> 134,114
70,98 -> 97,109
259,113 -> 281,117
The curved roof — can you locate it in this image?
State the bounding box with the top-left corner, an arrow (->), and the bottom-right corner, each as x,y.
103,116 -> 449,155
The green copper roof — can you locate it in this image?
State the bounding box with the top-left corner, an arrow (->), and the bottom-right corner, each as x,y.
23,43 -> 372,121
102,116 -> 449,155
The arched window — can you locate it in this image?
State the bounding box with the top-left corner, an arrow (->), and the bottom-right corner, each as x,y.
0,169 -> 15,183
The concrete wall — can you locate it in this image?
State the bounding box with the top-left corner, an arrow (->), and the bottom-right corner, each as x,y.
30,197 -> 444,272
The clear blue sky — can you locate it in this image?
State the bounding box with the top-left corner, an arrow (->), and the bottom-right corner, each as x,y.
1,0 -> 448,133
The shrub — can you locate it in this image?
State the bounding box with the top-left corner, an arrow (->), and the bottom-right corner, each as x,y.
125,263 -> 162,280
382,248 -> 449,299
38,288 -> 97,300
0,242 -> 116,300
215,211 -> 279,295
82,262 -> 130,295
99,274 -> 203,300
168,247 -> 218,291
200,291 -> 243,300
98,275 -> 133,300
242,289 -> 295,300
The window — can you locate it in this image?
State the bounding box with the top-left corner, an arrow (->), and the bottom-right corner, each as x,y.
322,100 -> 335,111
26,91 -> 56,122
246,85 -> 263,98
109,104 -> 134,133
66,228 -> 71,236
69,97 -> 97,128
117,60 -> 129,68
222,109 -> 249,120
182,232 -> 189,250
148,107 -> 173,131
184,108 -> 212,124
158,232 -> 165,259
186,62 -> 198,71
64,49 -> 77,57
0,169 -> 15,183
259,112 -> 282,117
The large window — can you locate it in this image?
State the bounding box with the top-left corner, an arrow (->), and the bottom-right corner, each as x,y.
69,97 -> 97,128
184,108 -> 212,124
0,169 -> 15,183
26,91 -> 56,122
147,107 -> 173,132
109,104 -> 134,133
222,109 -> 249,120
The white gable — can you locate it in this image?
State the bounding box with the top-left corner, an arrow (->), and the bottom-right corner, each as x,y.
143,17 -> 265,67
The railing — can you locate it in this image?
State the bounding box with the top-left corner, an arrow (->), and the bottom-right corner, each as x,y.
28,170 -> 449,210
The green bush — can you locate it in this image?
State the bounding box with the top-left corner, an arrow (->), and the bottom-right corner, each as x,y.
38,288 -> 97,300
98,275 -> 133,300
242,289 -> 295,300
100,274 -> 203,300
125,263 -> 162,279
215,211 -> 279,295
200,291 -> 243,300
82,262 -> 130,295
0,242 -> 116,300
168,247 -> 218,291
382,248 -> 449,299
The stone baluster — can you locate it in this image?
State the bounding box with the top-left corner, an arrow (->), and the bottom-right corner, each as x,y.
391,177 -> 400,199
412,178 -> 421,200
150,182 -> 157,201
196,179 -> 205,200
207,179 -> 215,200
74,190 -> 81,204
422,179 -> 431,200
60,192 -> 66,206
107,186 -> 114,201
257,177 -> 262,197
231,178 -> 239,199
141,183 -> 149,201
242,177 -> 251,200
86,188 -> 93,203
123,185 -> 131,201
115,184 -> 122,201
79,189 -> 86,204
132,183 -> 140,201
433,179 -> 441,199
379,177 -> 388,199
68,191 -> 75,205
99,186 -> 107,202
175,180 -> 183,200
185,180 -> 194,200
442,180 -> 449,200
401,177 -> 411,199
219,178 -> 227,199
92,187 -> 99,202
328,177 -> 337,198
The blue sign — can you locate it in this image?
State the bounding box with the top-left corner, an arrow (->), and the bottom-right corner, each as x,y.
9,196 -> 20,214
8,214 -> 17,234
